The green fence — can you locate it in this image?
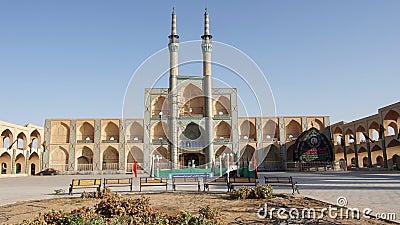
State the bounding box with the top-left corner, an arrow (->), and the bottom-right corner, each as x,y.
156,167 -> 255,178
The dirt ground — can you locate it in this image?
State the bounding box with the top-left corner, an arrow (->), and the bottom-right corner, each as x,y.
0,192 -> 397,225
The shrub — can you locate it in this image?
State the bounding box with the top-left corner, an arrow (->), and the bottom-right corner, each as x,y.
19,191 -> 224,225
95,194 -> 152,218
230,184 -> 273,200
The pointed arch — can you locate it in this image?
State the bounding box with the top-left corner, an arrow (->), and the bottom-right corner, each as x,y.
128,122 -> 144,141
286,120 -> 302,140
30,130 -> 41,149
371,145 -> 381,152
261,145 -> 282,170
102,146 -> 119,170
151,96 -> 168,117
50,147 -> 69,171
356,125 -> 366,144
78,122 -> 94,142
308,119 -> 325,131
28,152 -> 40,175
358,147 -> 367,153
154,146 -> 170,160
214,96 -> 231,116
333,127 -> 343,145
182,83 -> 204,99
263,120 -> 279,141
0,152 -> 11,174
240,120 -> 256,140
215,121 -> 231,141
376,156 -> 384,167
362,157 -> 369,168
1,129 -> 13,149
130,146 -> 144,163
335,147 -> 344,153
151,121 -> 168,140
239,145 -> 255,167
215,145 -> 233,158
51,122 -> 70,143
77,146 -> 93,171
345,128 -> 355,145
369,122 -> 380,142
102,121 -> 119,142
15,153 -> 26,174
384,110 -> 399,121
16,132 -> 27,150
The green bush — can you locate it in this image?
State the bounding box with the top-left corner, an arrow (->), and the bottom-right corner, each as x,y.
231,184 -> 273,200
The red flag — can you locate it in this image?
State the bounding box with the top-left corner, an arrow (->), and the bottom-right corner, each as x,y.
133,160 -> 138,178
253,153 -> 258,179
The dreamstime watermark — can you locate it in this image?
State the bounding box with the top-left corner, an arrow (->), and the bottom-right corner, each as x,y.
257,196 -> 396,221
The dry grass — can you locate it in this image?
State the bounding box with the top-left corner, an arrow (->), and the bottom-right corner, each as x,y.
0,192 -> 397,225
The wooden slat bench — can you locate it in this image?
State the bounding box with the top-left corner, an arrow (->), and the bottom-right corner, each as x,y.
172,177 -> 201,191
104,178 -> 133,192
203,177 -> 228,192
140,177 -> 168,192
264,176 -> 300,194
228,177 -> 258,192
69,179 -> 101,195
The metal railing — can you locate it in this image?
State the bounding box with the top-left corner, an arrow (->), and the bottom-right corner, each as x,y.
77,164 -> 93,171
102,163 -> 119,170
49,164 -> 68,171
258,161 -> 284,171
126,136 -> 143,143
126,162 -> 144,172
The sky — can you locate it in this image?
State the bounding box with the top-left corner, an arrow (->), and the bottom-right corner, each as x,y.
0,0 -> 399,126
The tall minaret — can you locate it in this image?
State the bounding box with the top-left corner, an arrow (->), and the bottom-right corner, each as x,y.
201,8 -> 214,166
168,7 -> 179,168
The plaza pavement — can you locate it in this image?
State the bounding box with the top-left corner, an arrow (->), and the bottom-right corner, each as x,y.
0,171 -> 399,223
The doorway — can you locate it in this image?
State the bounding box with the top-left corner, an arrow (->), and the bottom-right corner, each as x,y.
30,163 -> 36,175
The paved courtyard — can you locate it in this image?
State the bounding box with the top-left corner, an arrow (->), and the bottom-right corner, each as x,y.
0,171 -> 399,223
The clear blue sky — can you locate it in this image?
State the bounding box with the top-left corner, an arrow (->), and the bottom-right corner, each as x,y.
0,0 -> 399,126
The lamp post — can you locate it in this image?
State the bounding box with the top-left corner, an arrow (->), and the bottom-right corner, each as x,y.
218,154 -> 224,177
151,154 -> 155,177
156,155 -> 162,177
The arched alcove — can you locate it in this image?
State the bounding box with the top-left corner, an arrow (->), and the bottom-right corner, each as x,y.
240,120 -> 256,141
1,129 -> 13,149
128,122 -> 144,141
102,146 -> 119,170
51,122 -> 70,143
286,120 -> 302,140
215,121 -> 231,141
214,96 -> 231,117
102,122 -> 119,142
78,122 -> 94,142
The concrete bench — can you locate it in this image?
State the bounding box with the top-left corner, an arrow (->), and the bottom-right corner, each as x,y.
69,179 -> 101,195
203,177 -> 228,192
172,177 -> 201,191
264,176 -> 300,194
139,177 -> 168,192
228,177 -> 258,192
103,178 -> 133,192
